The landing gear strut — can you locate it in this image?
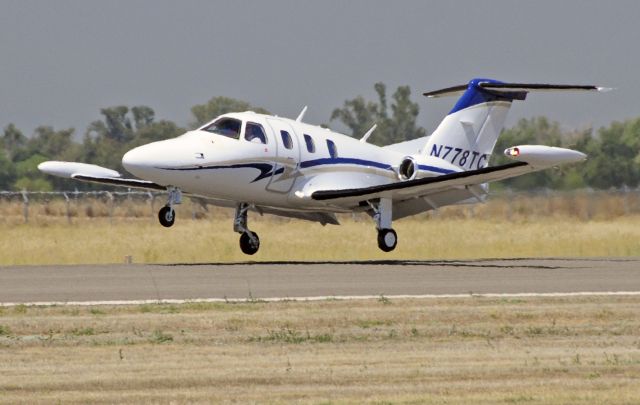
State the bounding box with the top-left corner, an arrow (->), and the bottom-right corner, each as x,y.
158,187 -> 181,228
234,203 -> 260,255
370,198 -> 397,252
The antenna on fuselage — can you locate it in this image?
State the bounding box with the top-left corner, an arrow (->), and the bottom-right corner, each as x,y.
295,106 -> 308,123
359,123 -> 377,143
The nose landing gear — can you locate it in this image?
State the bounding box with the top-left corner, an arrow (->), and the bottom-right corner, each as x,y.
234,203 -> 260,255
158,187 -> 182,228
158,206 -> 175,227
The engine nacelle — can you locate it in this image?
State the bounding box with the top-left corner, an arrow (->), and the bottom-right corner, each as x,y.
398,156 -> 418,180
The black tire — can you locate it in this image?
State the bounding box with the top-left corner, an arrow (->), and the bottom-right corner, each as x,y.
158,206 -> 175,227
239,231 -> 260,255
377,228 -> 397,252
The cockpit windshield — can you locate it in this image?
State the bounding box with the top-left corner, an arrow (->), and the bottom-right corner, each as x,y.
202,118 -> 241,139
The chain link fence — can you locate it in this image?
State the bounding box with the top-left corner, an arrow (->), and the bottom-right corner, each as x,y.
0,190 -> 214,224
1,188 -> 640,224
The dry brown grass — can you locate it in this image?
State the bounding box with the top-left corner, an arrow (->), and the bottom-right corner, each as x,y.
0,296 -> 639,403
2,192 -> 640,264
1,214 -> 640,265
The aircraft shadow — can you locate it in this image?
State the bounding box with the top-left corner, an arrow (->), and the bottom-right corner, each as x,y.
159,258 -> 577,269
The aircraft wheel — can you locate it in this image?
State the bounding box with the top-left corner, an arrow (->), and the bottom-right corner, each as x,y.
377,228 -> 397,252
158,206 -> 175,227
240,231 -> 260,255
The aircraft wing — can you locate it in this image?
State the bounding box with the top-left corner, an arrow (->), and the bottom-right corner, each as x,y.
311,161 -> 531,203
311,145 -> 587,210
39,161 -> 339,225
38,161 -> 166,191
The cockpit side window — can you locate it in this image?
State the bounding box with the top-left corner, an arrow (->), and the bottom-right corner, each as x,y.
245,122 -> 267,144
304,134 -> 315,153
202,118 -> 242,139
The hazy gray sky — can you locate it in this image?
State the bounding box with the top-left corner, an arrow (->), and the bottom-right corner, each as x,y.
1,0 -> 638,137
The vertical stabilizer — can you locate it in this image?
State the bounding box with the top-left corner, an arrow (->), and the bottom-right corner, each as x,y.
422,79 -> 603,172
423,78 -> 521,171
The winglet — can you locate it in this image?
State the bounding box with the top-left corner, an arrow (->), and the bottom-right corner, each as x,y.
360,124 -> 377,143
295,106 -> 308,122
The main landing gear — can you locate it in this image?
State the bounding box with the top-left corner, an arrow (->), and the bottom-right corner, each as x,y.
234,203 -> 260,255
158,187 -> 181,228
370,198 -> 397,252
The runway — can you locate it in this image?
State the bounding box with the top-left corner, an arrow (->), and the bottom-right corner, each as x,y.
1,258 -> 639,305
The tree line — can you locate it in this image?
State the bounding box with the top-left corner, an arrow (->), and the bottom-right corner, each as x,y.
1,83 -> 639,191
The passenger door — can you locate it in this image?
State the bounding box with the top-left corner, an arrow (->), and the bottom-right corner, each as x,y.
265,118 -> 300,193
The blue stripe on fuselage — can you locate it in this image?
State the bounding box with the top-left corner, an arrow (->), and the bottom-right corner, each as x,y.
301,158 -> 458,176
158,158 -> 456,181
417,164 -> 457,175
299,157 -> 393,171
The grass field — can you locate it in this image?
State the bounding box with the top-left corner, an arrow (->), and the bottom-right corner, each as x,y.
2,190 -> 640,265
0,296 -> 639,404
1,214 -> 640,265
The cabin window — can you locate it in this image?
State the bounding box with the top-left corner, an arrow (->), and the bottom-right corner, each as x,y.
280,130 -> 293,149
245,122 -> 267,144
326,139 -> 338,159
202,118 -> 242,139
304,134 -> 315,153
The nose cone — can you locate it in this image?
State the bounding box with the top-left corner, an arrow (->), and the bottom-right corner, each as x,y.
122,138 -> 189,181
122,146 -> 152,177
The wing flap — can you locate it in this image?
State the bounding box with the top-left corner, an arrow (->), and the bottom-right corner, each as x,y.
71,174 -> 166,191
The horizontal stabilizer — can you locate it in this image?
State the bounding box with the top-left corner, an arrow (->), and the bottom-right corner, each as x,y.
423,84 -> 469,98
478,82 -> 609,93
424,81 -> 608,98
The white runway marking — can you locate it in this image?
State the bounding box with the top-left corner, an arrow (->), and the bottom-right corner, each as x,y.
2,291 -> 640,307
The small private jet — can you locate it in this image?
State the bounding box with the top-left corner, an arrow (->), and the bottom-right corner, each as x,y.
39,78 -> 605,254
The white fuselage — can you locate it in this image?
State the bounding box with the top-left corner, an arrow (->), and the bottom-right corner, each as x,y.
122,112 -> 456,213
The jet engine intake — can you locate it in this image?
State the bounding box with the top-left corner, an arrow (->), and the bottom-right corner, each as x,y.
398,157 -> 417,181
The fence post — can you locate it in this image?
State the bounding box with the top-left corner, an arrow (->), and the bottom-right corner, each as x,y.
506,189 -> 513,221
622,185 -> 630,216
105,191 -> 114,224
63,192 -> 71,224
148,192 -> 155,222
21,190 -> 29,224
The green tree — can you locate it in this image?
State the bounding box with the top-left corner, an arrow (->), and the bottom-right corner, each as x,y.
0,152 -> 16,189
191,96 -> 270,128
1,124 -> 27,160
582,119 -> 640,188
12,154 -> 53,191
330,83 -> 426,145
26,126 -> 80,161
87,106 -> 133,143
131,106 -> 155,131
